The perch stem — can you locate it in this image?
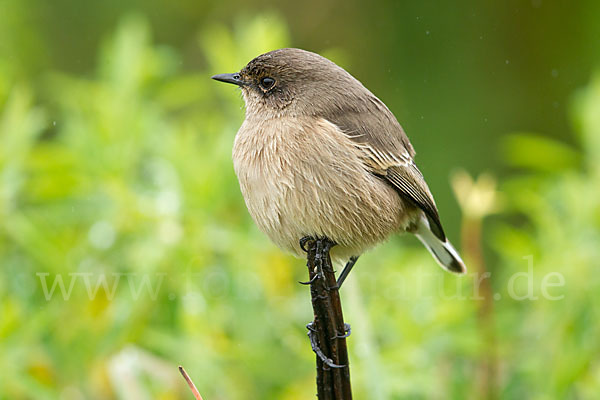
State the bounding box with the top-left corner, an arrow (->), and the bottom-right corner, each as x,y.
304,237 -> 353,399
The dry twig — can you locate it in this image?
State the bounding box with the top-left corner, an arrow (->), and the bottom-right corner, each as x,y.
179,366 -> 204,400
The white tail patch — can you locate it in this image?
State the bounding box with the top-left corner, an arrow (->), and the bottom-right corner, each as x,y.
414,216 -> 466,274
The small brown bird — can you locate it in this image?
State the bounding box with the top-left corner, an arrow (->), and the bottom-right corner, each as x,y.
212,48 -> 466,286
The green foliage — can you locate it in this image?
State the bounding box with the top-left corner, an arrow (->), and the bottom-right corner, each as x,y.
492,75 -> 600,399
0,8 -> 599,400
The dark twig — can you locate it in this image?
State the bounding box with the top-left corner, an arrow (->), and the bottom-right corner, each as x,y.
301,236 -> 352,399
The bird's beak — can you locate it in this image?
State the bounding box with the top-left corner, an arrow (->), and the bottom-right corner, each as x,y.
211,72 -> 245,86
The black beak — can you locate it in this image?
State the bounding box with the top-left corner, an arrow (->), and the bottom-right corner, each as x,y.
211,72 -> 245,86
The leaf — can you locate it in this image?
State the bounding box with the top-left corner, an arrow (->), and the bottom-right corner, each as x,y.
501,132 -> 582,172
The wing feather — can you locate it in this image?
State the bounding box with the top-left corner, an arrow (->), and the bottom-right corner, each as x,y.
321,93 -> 446,241
383,165 -> 446,240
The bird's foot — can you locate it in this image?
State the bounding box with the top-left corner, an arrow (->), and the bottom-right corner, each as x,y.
306,322 -> 346,369
299,236 -> 337,287
299,236 -> 336,254
331,323 -> 351,340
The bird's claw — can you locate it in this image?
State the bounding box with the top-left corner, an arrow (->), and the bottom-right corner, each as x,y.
299,236 -> 313,253
331,323 -> 351,340
299,274 -> 319,285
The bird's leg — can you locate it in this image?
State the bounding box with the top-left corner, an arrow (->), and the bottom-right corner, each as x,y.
299,236 -> 336,285
336,256 -> 359,289
299,236 -> 321,284
314,237 -> 335,272
314,237 -> 338,291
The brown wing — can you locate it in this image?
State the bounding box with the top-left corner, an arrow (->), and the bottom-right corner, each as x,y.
322,95 -> 446,241
383,165 -> 445,241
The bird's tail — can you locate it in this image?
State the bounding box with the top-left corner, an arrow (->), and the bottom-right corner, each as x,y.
414,216 -> 467,274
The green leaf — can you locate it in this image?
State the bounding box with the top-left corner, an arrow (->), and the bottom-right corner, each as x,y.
501,132 -> 582,172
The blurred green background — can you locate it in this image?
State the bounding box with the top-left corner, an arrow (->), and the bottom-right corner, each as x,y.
1,1 -> 600,399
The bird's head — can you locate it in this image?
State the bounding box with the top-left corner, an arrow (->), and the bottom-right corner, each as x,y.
212,48 -> 366,118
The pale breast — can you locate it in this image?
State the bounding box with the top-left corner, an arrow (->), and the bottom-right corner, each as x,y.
232,116 -> 418,263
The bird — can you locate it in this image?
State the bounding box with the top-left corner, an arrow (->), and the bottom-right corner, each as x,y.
212,48 -> 466,287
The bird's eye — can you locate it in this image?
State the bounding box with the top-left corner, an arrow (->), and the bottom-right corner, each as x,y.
260,77 -> 275,90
